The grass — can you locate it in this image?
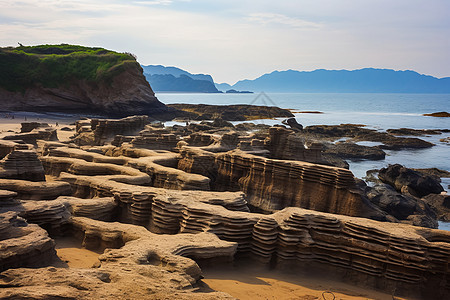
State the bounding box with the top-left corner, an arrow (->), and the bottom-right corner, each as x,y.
0,44 -> 138,92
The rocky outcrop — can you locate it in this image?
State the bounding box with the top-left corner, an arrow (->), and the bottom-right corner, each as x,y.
3,126 -> 58,145
0,45 -> 173,119
0,190 -> 18,207
379,164 -> 444,197
20,122 -> 50,133
423,111 -> 450,117
0,179 -> 71,200
0,211 -> 56,271
264,126 -> 323,163
281,117 -> 303,131
131,126 -> 179,150
324,142 -> 386,160
422,194 -> 450,221
0,140 -> 18,159
365,184 -> 438,228
168,104 -> 294,121
73,116 -> 149,146
214,150 -> 385,220
0,216 -> 235,300
0,150 -> 45,181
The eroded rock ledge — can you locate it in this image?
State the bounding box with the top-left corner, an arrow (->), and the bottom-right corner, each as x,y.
0,115 -> 449,299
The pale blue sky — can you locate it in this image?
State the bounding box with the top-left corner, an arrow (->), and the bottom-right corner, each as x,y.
1,0 -> 449,83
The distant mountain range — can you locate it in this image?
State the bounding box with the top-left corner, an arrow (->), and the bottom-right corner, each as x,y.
142,65 -> 450,94
142,65 -> 220,93
231,68 -> 450,93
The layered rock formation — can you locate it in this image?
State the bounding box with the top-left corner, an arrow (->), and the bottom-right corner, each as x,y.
264,126 -> 323,162
214,150 -> 385,219
0,149 -> 45,181
0,211 -> 56,272
1,117 -> 449,299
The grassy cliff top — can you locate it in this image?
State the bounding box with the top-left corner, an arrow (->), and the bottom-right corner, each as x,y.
0,44 -> 139,92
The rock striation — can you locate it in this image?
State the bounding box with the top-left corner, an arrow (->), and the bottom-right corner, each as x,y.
264,126 -> 323,163
214,150 -> 385,219
0,150 -> 45,181
0,211 -> 56,272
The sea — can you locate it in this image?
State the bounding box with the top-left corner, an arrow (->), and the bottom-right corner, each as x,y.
157,92 -> 450,230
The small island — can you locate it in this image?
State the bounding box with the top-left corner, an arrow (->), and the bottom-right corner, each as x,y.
225,89 -> 253,94
423,111 -> 450,117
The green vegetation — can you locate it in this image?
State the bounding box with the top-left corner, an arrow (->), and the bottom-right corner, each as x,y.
0,44 -> 138,92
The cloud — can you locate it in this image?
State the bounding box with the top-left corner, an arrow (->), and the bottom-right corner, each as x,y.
247,13 -> 322,29
0,0 -> 448,82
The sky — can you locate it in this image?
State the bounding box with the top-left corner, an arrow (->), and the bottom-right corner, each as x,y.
0,0 -> 449,84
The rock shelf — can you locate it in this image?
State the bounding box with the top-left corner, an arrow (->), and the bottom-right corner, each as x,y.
0,115 -> 449,299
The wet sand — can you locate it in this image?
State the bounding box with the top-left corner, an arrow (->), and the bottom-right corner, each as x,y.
201,264 -> 413,300
54,237 -> 101,269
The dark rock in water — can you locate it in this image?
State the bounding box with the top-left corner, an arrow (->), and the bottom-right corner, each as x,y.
324,142 -> 386,160
209,118 -> 235,128
168,104 -> 294,121
413,168 -> 450,178
282,117 -> 303,131
386,128 -> 444,136
423,111 -> 450,117
378,137 -> 434,150
303,124 -> 434,150
422,194 -> 450,221
379,164 -> 444,197
365,184 -> 438,228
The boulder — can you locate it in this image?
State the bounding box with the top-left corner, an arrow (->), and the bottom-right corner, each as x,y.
365,184 -> 438,228
379,164 -> 444,197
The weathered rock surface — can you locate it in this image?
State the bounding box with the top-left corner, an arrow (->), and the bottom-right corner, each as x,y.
0,190 -> 18,207
379,164 -> 444,197
20,122 -> 50,133
73,115 -> 149,146
0,179 -> 71,200
1,119 -> 449,299
281,117 -> 303,131
3,126 -> 58,145
0,211 -> 56,272
264,126 -> 323,163
0,216 -> 236,299
215,150 -> 386,220
0,150 -> 45,181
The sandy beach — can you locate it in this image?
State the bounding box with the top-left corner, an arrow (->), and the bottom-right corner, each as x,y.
53,237 -> 101,269
0,111 -> 79,141
201,264 -> 413,300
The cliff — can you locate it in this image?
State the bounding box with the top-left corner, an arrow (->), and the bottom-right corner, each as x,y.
0,44 -> 172,118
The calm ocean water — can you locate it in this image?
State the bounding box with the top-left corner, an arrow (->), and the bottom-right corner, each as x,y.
157,92 -> 450,229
